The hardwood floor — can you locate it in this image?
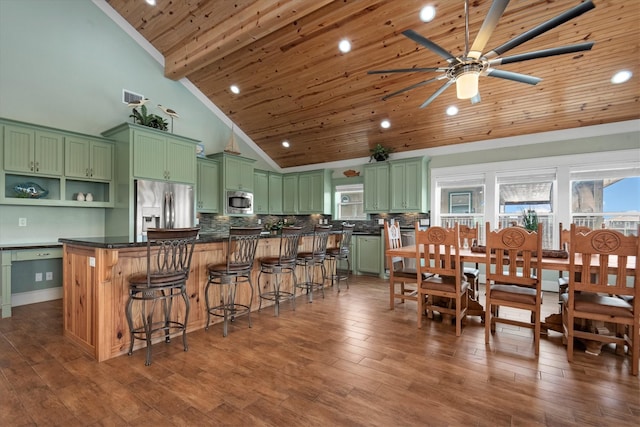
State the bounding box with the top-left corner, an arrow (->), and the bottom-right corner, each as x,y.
1,276 -> 638,426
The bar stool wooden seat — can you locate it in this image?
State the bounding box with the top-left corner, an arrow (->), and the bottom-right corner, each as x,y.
205,227 -> 262,336
126,227 -> 199,366
258,226 -> 302,316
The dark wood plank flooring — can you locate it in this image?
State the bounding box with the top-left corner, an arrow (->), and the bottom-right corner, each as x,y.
1,276 -> 638,426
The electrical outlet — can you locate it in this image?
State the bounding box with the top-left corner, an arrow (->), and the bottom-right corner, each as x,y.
257,218 -> 262,225
18,217 -> 27,227
35,273 -> 43,282
46,272 -> 53,281
378,218 -> 384,225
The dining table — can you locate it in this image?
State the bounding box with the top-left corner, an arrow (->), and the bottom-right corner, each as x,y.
385,245 -> 637,332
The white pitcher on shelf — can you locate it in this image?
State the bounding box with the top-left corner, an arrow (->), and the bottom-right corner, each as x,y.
85,192 -> 93,202
76,192 -> 85,201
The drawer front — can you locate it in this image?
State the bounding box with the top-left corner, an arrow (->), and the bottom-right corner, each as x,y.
11,247 -> 63,261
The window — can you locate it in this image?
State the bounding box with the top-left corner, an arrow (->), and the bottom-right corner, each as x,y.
570,165 -> 640,235
497,170 -> 555,248
438,175 -> 485,239
335,184 -> 366,220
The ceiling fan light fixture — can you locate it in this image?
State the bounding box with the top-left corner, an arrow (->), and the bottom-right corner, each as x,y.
456,70 -> 479,99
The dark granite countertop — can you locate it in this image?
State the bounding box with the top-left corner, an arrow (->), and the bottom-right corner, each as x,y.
0,242 -> 62,251
58,228 -> 383,249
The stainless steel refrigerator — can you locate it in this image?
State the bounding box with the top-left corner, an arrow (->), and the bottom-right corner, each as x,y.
134,179 -> 195,242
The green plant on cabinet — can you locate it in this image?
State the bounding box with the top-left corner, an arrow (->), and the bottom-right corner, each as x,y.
363,162 -> 390,213
196,159 -> 219,212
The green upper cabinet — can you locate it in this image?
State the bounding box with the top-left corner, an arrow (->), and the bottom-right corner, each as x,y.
297,169 -> 331,214
207,153 -> 255,192
196,158 -> 220,213
282,173 -> 298,214
132,128 -> 196,184
253,169 -> 283,214
253,169 -> 269,214
389,156 -> 428,213
65,137 -> 113,181
363,162 -> 390,213
268,172 -> 283,214
3,124 -> 64,176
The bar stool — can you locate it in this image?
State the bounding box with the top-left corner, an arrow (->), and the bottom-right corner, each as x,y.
325,223 -> 354,292
126,227 -> 199,366
296,224 -> 332,303
258,226 -> 302,316
205,227 -> 262,337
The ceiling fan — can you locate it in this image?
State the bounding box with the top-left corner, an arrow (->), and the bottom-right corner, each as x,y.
368,0 -> 595,108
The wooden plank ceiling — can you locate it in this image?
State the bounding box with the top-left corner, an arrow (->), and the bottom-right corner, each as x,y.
106,0 -> 639,168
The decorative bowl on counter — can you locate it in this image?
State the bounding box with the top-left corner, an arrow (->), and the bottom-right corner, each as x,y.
13,182 -> 49,199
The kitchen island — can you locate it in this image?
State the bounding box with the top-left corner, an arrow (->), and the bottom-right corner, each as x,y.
60,233 -> 336,362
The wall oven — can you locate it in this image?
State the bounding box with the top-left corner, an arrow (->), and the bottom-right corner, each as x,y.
226,190 -> 253,215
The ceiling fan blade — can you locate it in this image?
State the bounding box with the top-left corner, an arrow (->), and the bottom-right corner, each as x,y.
486,69 -> 542,85
483,0 -> 595,59
368,67 -> 446,75
381,76 -> 446,101
419,80 -> 454,109
489,42 -> 594,66
468,0 -> 510,59
402,29 -> 456,63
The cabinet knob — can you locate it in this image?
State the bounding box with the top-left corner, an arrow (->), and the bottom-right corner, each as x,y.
30,161 -> 35,172
86,168 -> 90,177
90,168 -> 94,177
35,161 -> 39,172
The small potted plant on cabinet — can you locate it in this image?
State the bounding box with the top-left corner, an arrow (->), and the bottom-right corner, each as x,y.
369,144 -> 394,162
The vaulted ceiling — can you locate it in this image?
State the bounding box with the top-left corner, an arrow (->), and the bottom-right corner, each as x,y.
106,0 -> 639,168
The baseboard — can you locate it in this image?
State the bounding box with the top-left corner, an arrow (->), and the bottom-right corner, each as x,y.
12,287 -> 62,307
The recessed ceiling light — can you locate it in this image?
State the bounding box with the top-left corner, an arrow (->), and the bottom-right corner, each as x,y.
611,70 -> 632,84
145,0 -> 156,5
420,5 -> 436,22
446,106 -> 459,116
282,141 -> 290,148
338,39 -> 351,53
230,85 -> 240,94
380,119 -> 391,129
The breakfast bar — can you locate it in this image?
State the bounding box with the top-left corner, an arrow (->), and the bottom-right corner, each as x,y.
60,233 -> 334,362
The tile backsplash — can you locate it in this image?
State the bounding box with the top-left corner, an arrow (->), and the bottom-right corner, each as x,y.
197,212 -> 429,235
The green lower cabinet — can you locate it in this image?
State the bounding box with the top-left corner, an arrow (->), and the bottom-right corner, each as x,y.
355,235 -> 382,275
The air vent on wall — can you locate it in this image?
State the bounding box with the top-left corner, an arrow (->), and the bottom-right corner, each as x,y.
122,89 -> 144,104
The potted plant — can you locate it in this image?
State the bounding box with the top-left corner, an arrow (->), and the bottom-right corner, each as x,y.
129,104 -> 168,131
522,209 -> 539,232
369,144 -> 393,162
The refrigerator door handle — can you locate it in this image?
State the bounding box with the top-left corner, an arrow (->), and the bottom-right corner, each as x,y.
170,192 -> 176,228
163,192 -> 170,228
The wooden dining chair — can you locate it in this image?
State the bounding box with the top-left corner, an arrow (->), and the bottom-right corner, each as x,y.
385,221 -> 419,309
415,223 -> 469,335
458,223 -> 480,299
561,224 -> 639,375
484,222 -> 543,355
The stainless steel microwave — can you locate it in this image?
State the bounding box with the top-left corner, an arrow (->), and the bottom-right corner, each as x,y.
226,190 -> 253,215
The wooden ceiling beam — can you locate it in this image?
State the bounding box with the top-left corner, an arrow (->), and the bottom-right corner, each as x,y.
164,0 -> 336,80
